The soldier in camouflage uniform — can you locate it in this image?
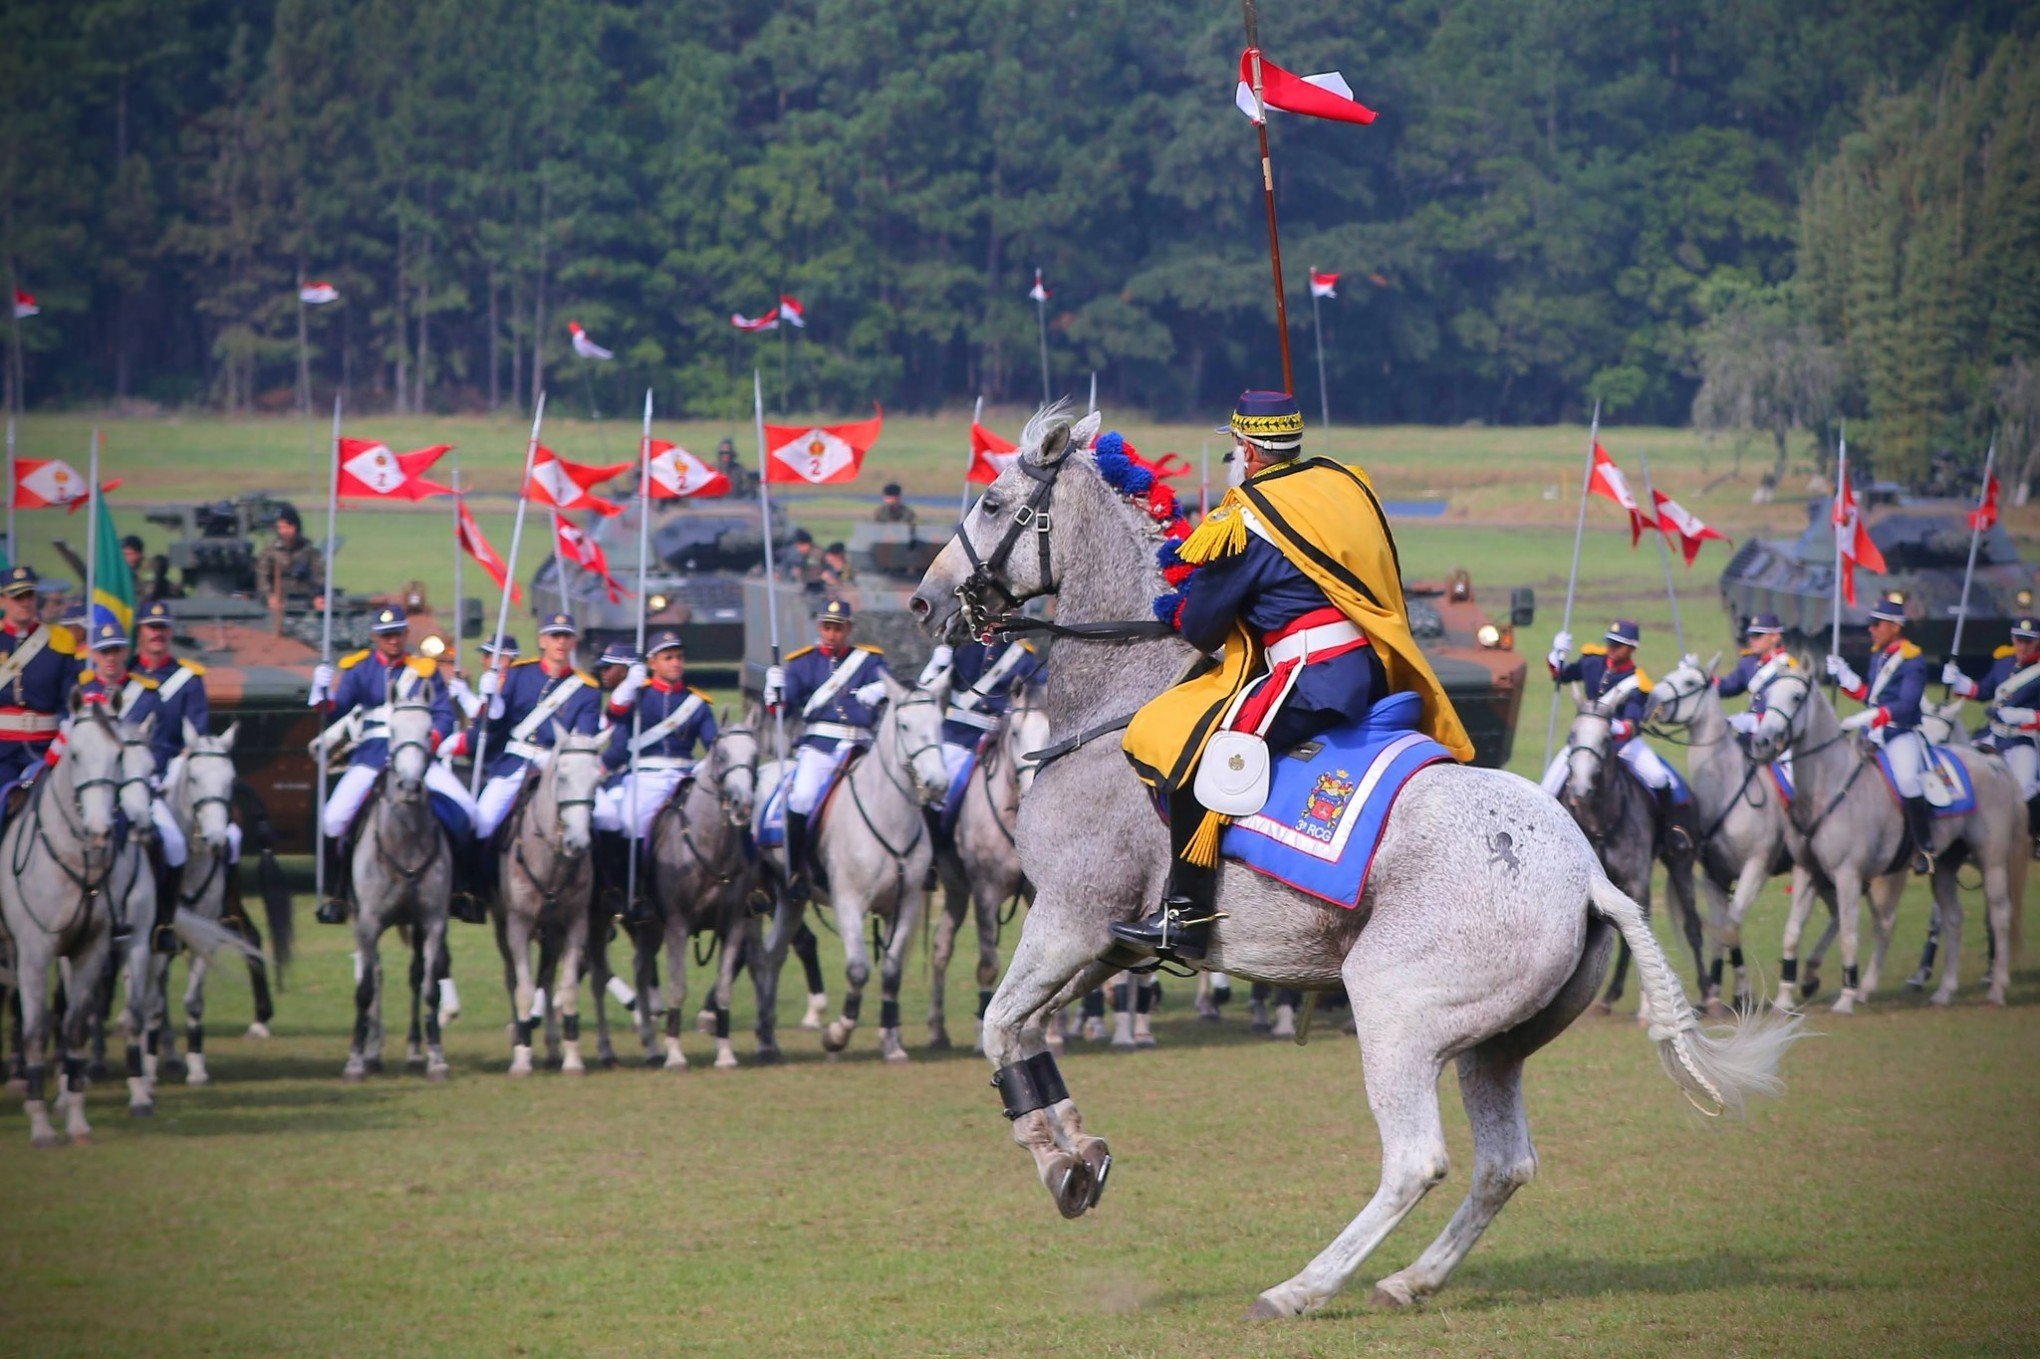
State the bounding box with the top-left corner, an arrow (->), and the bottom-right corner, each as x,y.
256,504 -> 324,624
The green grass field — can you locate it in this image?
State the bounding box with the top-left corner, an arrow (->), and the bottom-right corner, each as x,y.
1,413 -> 2036,1357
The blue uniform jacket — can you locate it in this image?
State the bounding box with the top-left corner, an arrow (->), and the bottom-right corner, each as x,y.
941,640 -> 1047,748
470,659 -> 603,779
75,671 -> 171,767
0,621 -> 78,776
1716,651 -> 1766,700
328,650 -> 454,767
1861,644 -> 1927,732
134,656 -> 209,765
1176,532 -> 1385,730
1976,652 -> 2040,745
783,644 -> 892,751
603,681 -> 717,771
1552,650 -> 1651,733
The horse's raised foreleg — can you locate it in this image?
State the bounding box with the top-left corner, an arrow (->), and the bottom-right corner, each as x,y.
926,881 -> 965,1050
823,890 -> 871,1055
971,876 -> 1008,1054
1370,1043 -> 1535,1309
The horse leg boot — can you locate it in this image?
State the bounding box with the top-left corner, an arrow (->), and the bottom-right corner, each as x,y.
2028,794 -> 2040,860
316,835 -> 352,925
1107,787 -> 1223,963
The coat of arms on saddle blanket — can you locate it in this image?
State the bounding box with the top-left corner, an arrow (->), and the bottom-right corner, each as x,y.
1172,691 -> 1454,908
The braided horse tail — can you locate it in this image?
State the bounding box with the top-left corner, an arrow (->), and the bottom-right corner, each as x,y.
1588,873 -> 1804,1117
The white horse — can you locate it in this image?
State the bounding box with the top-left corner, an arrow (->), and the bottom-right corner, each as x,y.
928,690 -> 1049,1051
908,406 -> 1801,1316
759,675 -> 951,1061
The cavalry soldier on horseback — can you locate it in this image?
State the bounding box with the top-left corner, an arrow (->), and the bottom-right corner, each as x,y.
594,639 -> 639,709
1541,618 -> 1693,846
310,604 -> 475,923
1114,391 -> 1473,962
919,636 -> 1046,790
439,612 -> 603,919
762,597 -> 894,904
0,565 -> 76,798
1944,614 -> 2040,858
592,630 -> 717,920
1717,612 -> 1796,734
1825,590 -> 1936,874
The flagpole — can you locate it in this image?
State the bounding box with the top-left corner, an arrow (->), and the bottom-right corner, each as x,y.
316,394 -> 341,908
1543,401 -> 1600,769
549,507 -> 572,617
1087,371 -> 1097,416
84,429 -> 100,634
625,389 -> 652,918
1830,425 -> 1846,667
1311,279 -> 1330,429
961,395 -> 983,521
1034,276 -> 1051,406
475,392 -> 547,801
5,412 -> 15,566
449,457 -> 463,671
1199,439 -> 1211,518
1948,437 -> 1996,692
1637,454 -> 1684,655
754,371 -> 788,767
1243,0 -> 1296,395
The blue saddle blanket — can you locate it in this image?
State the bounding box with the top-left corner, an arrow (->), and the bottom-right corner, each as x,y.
1874,743 -> 1977,818
941,748 -> 978,833
1216,692 -> 1454,909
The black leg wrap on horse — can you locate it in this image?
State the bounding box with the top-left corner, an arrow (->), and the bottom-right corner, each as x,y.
841,992 -> 862,1023
714,1007 -> 731,1039
664,1009 -> 682,1039
127,1045 -> 143,1076
561,1014 -> 580,1043
1135,980 -> 1156,1015
62,1057 -> 84,1092
188,1025 -> 204,1055
514,1018 -> 534,1047
24,1065 -> 45,1103
991,1050 -> 1070,1121
1708,957 -> 1724,988
880,998 -> 900,1030
977,988 -> 994,1019
1730,946 -> 1744,969
1843,964 -> 1860,991
1081,990 -> 1105,1019
1780,958 -> 1798,983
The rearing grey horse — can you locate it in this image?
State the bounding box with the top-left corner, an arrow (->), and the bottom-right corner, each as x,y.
908,406 -> 1800,1317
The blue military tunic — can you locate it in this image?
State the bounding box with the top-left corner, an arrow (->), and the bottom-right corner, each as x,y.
1974,650 -> 2040,747
602,681 -> 717,772
328,650 -> 455,766
940,640 -> 1047,748
1716,650 -> 1769,700
469,658 -> 603,778
75,670 -> 164,731
133,655 -> 208,767
1857,643 -> 1927,730
0,620 -> 78,785
1552,648 -> 1651,738
1175,532 -> 1387,750
782,644 -> 892,751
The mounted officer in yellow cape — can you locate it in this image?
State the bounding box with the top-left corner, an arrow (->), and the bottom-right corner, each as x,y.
1112,391 -> 1473,962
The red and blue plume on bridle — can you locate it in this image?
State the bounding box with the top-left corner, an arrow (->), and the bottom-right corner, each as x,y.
1089,431 -> 1198,627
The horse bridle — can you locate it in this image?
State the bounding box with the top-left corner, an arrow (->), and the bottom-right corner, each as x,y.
179,748 -> 238,853
955,441 -> 1072,638
708,726 -> 759,828
384,700 -> 438,802
883,693 -> 948,804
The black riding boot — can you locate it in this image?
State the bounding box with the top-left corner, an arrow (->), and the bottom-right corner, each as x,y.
449,837 -> 491,925
2027,795 -> 2040,861
1108,788 -> 1224,963
1656,786 -> 1696,858
151,854 -> 184,955
1903,795 -> 1937,875
922,807 -> 945,891
783,812 -> 812,905
315,836 -> 352,924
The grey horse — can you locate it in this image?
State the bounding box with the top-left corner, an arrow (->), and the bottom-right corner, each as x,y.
1556,702 -> 1706,1018
343,697 -> 455,1080
491,730 -> 606,1077
1748,669 -> 2024,1010
636,719 -> 761,1071
907,406 -> 1801,1317
928,689 -> 1048,1051
759,675 -> 951,1061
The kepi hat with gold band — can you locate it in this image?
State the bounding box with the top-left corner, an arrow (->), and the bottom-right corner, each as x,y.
1220,389 -> 1305,458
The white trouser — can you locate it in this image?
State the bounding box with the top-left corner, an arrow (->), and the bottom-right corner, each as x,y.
1540,740 -> 1674,796
1872,727 -> 1928,798
788,743 -> 845,817
594,767 -> 688,839
475,766 -> 529,840
941,742 -> 973,786
321,760 -> 477,839
149,799 -> 188,868
2003,741 -> 2039,801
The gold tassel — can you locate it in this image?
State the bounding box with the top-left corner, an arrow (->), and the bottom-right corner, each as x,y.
1183,809 -> 1230,867
1177,504 -> 1247,564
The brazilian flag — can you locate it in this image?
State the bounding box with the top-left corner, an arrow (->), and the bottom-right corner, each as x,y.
90,483 -> 135,635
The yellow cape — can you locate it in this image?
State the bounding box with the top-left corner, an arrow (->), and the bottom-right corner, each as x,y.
1123,459 -> 1472,858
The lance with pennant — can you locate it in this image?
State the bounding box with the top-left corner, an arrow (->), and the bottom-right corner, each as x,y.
316,395 -> 341,906
1948,437 -> 1996,694
1637,454 -> 1685,654
1543,401 -> 1600,768
474,392 -> 548,800
1033,271 -> 1051,405
753,371 -> 789,770
1830,424 -> 1846,668
449,454 -> 463,671
1242,0 -> 1296,395
962,395 -> 983,521
1310,267 -> 1331,429
84,429 -> 100,637
5,412 -> 15,566
625,389 -> 653,916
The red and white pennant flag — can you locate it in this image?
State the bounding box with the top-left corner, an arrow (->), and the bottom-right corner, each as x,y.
556,521 -> 629,603
299,281 -> 339,305
567,321 -> 613,360
1651,489 -> 1730,567
777,295 -> 805,328
13,457 -> 120,511
762,406 -> 884,485
335,438 -> 452,501
1309,270 -> 1339,298
12,290 -> 38,319
731,310 -> 778,332
967,421 -> 1019,484
1832,461 -> 1888,607
1027,269 -> 1050,303
1588,443 -> 1655,546
1235,50 -> 1377,126
456,497 -> 520,602
645,440 -> 729,499
1968,469 -> 2001,532
528,447 -> 628,516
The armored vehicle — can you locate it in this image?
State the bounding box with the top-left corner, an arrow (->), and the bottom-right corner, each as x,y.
1718,496 -> 2032,668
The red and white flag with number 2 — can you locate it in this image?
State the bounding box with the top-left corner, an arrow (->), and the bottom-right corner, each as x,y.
335,438 -> 453,501
1651,489 -> 1730,566
1588,443 -> 1655,546
761,406 -> 884,485
645,440 -> 730,499
528,447 -> 629,516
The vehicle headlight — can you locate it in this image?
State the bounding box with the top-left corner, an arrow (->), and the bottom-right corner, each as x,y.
1476,624 -> 1501,649
648,594 -> 669,612
420,634 -> 446,657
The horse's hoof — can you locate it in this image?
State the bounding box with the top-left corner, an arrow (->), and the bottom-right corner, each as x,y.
713,1051 -> 739,1071
1079,1145 -> 1112,1208
30,1129 -> 64,1149
1703,997 -> 1730,1022
926,1027 -> 953,1051
185,1069 -> 210,1088
426,1063 -> 451,1083
751,1045 -> 783,1067
86,1060 -> 109,1082
1831,990 -> 1857,1016
1370,1279 -> 1419,1309
1589,999 -> 1614,1018
405,1046 -> 426,1069
1987,987 -> 2008,1007
508,1045 -> 534,1078
822,1020 -> 854,1052
643,1053 -> 665,1069
161,1057 -> 187,1079
1800,967 -> 1823,999
1246,1293 -> 1296,1321
1928,991 -> 1953,1008
883,1045 -> 911,1064
598,1052 -> 619,1070
1046,1153 -> 1092,1220
364,1057 -> 384,1075
245,1022 -> 271,1040
69,1131 -> 93,1147
342,1064 -> 366,1084
1134,1033 -> 1158,1050
127,1103 -> 154,1118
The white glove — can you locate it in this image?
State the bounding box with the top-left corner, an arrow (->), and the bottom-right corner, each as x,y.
1996,705 -> 2038,729
1552,630 -> 1573,656
1941,662 -> 1976,698
763,664 -> 786,707
1840,708 -> 1877,731
854,680 -> 887,706
310,663 -> 336,706
917,644 -> 954,688
435,734 -> 461,766
478,669 -> 505,699
612,661 -> 648,708
446,674 -> 482,720
1825,654 -> 1861,691
1728,711 -> 1757,735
